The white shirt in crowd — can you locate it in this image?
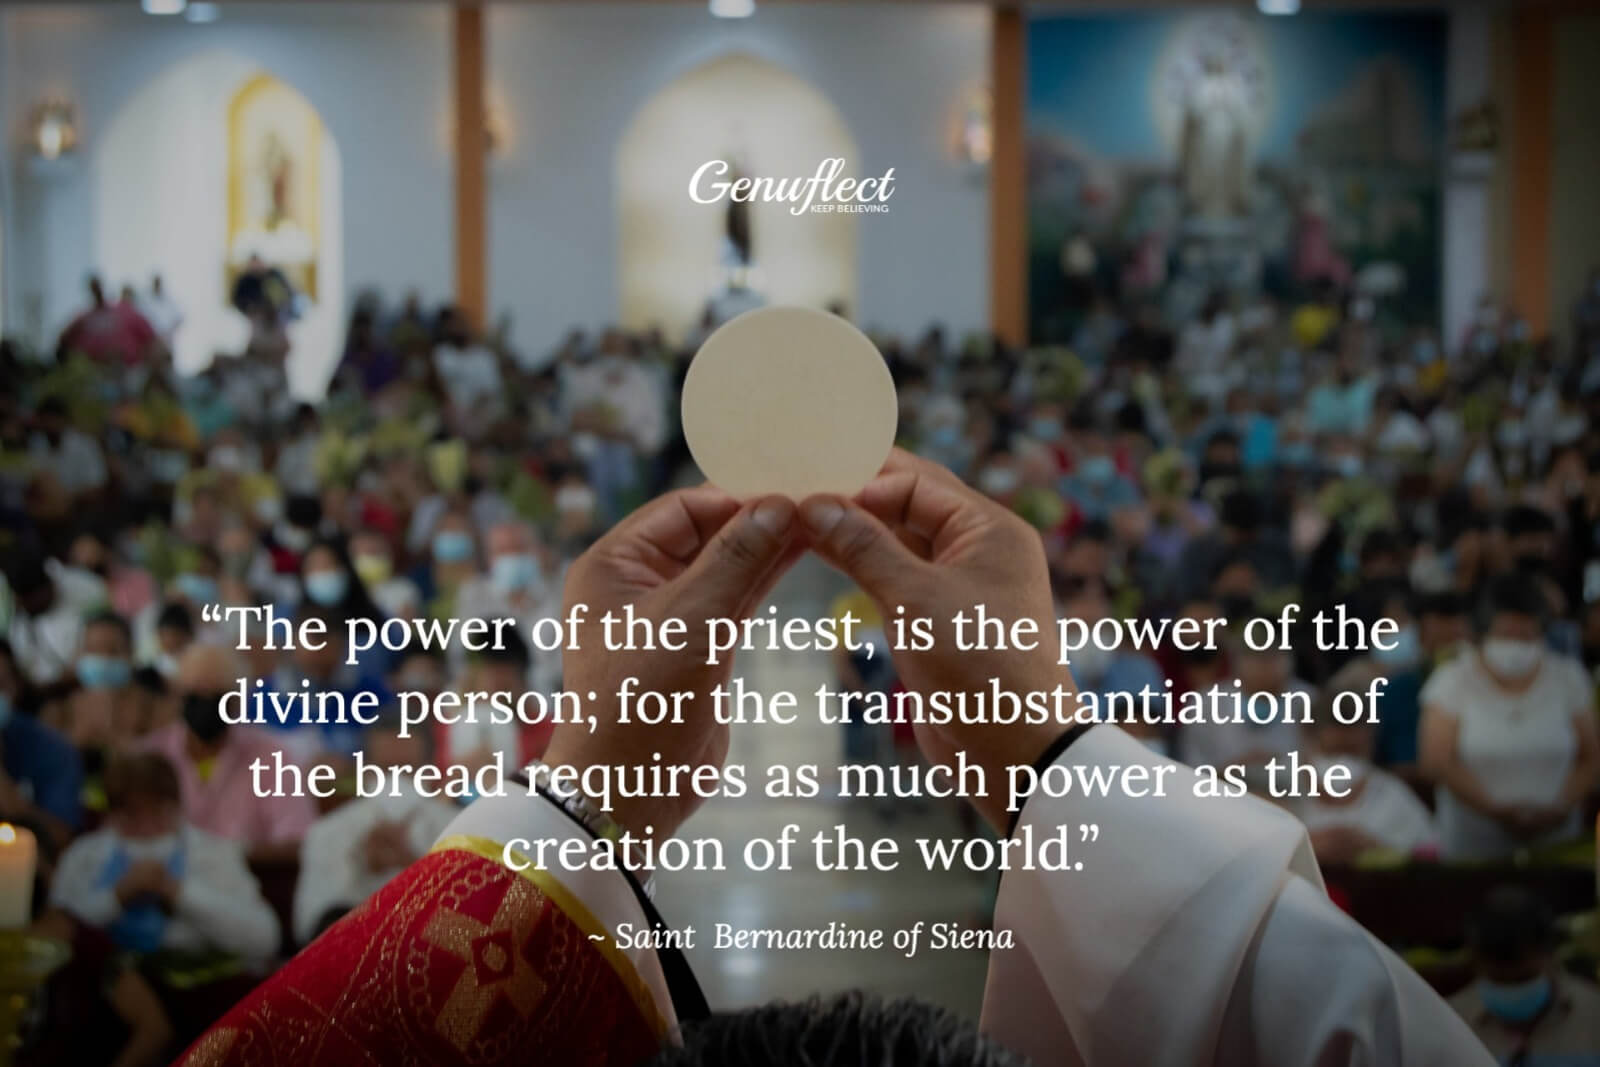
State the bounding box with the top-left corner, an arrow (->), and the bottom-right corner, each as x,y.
1179,680 -> 1312,771
293,789 -> 458,946
1420,650 -> 1594,859
1293,757 -> 1438,853
433,341 -> 503,412
3,560 -> 107,686
27,428 -> 109,495
51,823 -> 280,966
142,288 -> 184,346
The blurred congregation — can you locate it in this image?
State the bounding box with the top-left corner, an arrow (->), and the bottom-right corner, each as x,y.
2,0 -> 1600,1065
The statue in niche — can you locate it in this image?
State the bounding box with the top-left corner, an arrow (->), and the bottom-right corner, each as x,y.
724,161 -> 753,269
1180,51 -> 1252,219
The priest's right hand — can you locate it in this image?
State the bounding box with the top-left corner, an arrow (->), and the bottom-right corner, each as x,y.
800,449 -> 1075,831
547,486 -> 802,841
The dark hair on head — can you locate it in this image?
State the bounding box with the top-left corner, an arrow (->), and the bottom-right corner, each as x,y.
1358,527 -> 1405,564
84,609 -> 133,646
1413,590 -> 1465,620
104,752 -> 182,810
1470,886 -> 1554,964
2,553 -> 51,598
284,493 -> 323,530
648,992 -> 1028,1067
1477,574 -> 1547,632
1204,427 -> 1242,452
1218,489 -> 1261,532
479,627 -> 531,670
1500,504 -> 1556,539
157,601 -> 195,636
132,665 -> 168,696
1074,518 -> 1112,547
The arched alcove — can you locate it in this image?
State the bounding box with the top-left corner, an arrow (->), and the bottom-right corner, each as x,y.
616,53 -> 859,339
95,51 -> 343,396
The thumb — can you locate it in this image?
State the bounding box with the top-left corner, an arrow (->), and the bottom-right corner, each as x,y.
800,495 -> 924,606
678,496 -> 797,616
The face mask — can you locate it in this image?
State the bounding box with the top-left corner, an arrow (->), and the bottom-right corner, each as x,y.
1281,442 -> 1315,468
174,573 -> 218,606
154,652 -> 180,679
1079,455 -> 1116,486
929,424 -> 962,449
1067,640 -> 1113,683
1373,626 -> 1421,670
275,523 -> 313,553
182,693 -> 229,744
555,485 -> 597,515
491,553 -> 540,593
77,654 -> 132,690
353,553 -> 392,587
1333,454 -> 1363,478
978,466 -> 1020,495
1478,974 -> 1552,1024
433,530 -> 475,564
1481,637 -> 1543,679
1412,339 -> 1438,364
304,570 -> 350,606
1029,418 -> 1063,441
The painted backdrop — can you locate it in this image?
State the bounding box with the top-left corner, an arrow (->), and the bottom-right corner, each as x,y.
1026,10 -> 1445,344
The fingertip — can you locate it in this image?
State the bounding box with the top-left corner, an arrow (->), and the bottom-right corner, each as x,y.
799,495 -> 847,536
749,495 -> 796,537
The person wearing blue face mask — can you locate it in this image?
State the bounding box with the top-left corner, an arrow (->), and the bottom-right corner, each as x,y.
1448,886 -> 1600,1059
455,521 -> 563,693
410,510 -> 481,612
299,538 -> 390,672
75,610 -> 134,692
1060,422 -> 1140,523
49,752 -> 279,968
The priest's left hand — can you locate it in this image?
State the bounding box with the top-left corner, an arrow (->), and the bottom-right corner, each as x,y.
547,487 -> 801,840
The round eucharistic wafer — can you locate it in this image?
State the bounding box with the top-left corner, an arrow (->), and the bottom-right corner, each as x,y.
681,305 -> 898,499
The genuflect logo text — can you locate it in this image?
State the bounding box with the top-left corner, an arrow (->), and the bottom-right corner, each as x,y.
688,158 -> 895,215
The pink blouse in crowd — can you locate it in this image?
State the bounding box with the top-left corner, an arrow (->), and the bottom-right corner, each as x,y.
139,723 -> 317,849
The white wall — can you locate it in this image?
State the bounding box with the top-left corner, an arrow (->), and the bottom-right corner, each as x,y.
487,3 -> 991,358
2,3 -> 451,347
4,3 -> 990,358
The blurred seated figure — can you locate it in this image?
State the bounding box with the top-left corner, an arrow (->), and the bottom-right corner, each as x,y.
3,550 -> 108,691
50,610 -> 140,753
1295,661 -> 1436,865
349,527 -> 422,621
23,909 -> 174,1067
1,638 -> 84,842
1372,591 -> 1469,774
453,519 -> 560,690
1448,887 -> 1600,1061
1180,616 -> 1310,774
50,753 -> 279,968
138,644 -> 316,863
1419,576 -> 1599,860
293,713 -> 456,945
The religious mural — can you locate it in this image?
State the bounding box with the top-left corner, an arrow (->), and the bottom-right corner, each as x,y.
1025,11 -> 1445,343
227,72 -> 323,300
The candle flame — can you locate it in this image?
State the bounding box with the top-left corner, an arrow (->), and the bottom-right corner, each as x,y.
0,823 -> 14,844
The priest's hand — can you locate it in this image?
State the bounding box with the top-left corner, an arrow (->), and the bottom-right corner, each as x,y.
801,449 -> 1072,831
548,487 -> 801,840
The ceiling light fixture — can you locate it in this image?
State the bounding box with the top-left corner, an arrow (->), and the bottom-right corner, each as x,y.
185,2 -> 220,23
142,0 -> 188,15
709,0 -> 755,19
1257,0 -> 1301,14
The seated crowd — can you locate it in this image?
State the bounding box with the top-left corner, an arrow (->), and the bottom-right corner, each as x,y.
1,267 -> 1599,1063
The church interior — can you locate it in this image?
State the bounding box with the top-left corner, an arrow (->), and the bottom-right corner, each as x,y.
2,0 -> 1600,1063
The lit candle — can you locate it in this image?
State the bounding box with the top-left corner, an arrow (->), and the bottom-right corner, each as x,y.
0,823 -> 37,927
